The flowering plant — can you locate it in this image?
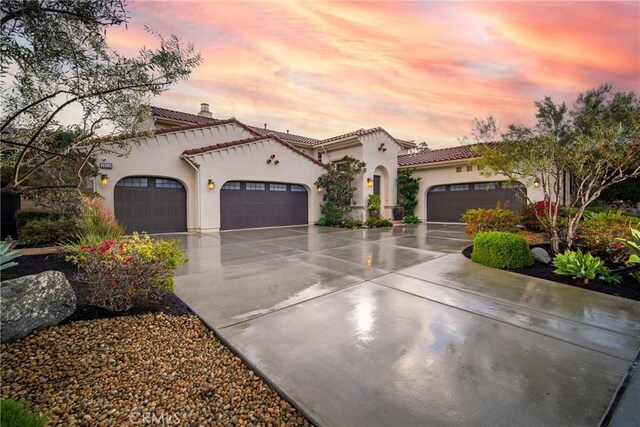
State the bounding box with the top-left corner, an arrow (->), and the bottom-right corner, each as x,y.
461,202 -> 519,236
67,233 -> 187,311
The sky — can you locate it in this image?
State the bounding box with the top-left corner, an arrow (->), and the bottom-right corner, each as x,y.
107,1 -> 640,148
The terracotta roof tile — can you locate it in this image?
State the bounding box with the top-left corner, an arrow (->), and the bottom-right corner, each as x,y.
151,105 -> 408,150
318,127 -> 405,148
249,126 -> 319,145
153,119 -> 262,138
182,134 -> 324,167
397,143 -> 499,166
150,106 -> 220,124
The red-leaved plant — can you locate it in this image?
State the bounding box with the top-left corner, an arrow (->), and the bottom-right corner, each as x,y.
67,234 -> 187,312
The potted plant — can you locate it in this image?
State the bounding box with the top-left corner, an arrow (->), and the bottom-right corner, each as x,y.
368,194 -> 381,219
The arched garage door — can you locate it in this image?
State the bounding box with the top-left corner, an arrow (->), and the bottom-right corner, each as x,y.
114,176 -> 187,234
221,181 -> 308,230
427,182 -> 526,222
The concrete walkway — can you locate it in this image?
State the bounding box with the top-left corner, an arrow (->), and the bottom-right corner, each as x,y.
171,224 -> 640,426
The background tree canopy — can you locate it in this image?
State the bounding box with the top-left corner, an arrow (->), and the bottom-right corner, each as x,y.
471,84 -> 640,253
0,0 -> 202,193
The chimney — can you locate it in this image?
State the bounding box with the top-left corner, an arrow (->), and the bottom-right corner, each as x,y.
264,123 -> 267,129
287,130 -> 289,134
198,103 -> 212,118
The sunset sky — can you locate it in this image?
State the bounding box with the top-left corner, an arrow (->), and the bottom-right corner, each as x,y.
108,1 -> 640,148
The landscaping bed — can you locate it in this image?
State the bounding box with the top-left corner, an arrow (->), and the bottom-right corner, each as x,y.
0,313 -> 311,426
462,245 -> 640,301
1,253 -> 192,323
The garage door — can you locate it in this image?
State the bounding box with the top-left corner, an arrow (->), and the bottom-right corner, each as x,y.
114,177 -> 187,234
220,181 -> 308,230
427,182 -> 526,222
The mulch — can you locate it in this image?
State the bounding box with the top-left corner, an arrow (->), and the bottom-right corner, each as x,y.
462,245 -> 640,301
1,253 -> 193,323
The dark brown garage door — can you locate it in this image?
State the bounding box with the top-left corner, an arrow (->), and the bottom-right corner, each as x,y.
220,181 -> 308,230
427,182 -> 526,222
114,177 -> 187,234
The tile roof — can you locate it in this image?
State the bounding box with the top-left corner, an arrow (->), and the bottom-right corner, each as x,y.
249,126 -> 319,145
153,118 -> 261,138
395,138 -> 417,149
181,134 -> 325,167
397,143 -> 499,166
150,105 -> 409,149
319,126 -> 404,148
150,106 -> 220,125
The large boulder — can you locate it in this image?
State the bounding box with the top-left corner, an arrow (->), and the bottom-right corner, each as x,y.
1,271 -> 76,343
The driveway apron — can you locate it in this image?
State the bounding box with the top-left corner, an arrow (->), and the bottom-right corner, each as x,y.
172,224 -> 640,426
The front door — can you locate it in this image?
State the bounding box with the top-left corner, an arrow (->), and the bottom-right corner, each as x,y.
373,175 -> 381,196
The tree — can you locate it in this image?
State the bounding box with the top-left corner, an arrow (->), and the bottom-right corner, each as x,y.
397,168 -> 421,217
0,0 -> 202,194
315,156 -> 366,225
472,84 -> 640,253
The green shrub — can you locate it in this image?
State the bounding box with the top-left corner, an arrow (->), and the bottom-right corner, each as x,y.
471,232 -> 534,269
67,233 -> 187,312
0,242 -> 21,270
366,217 -> 393,228
18,218 -> 79,247
578,211 -> 640,264
552,249 -> 617,284
14,210 -> 60,230
0,399 -> 48,427
403,215 -> 420,224
343,218 -> 362,229
397,168 -> 420,216
320,203 -> 344,226
316,217 -> 328,226
367,194 -> 381,212
461,202 -> 519,236
616,227 -> 640,266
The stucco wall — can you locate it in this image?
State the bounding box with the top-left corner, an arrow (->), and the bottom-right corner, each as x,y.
360,132 -> 401,219
96,123 -> 254,230
405,160 -> 546,222
187,138 -> 325,231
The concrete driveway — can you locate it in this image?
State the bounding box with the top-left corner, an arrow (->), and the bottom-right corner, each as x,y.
172,224 -> 640,426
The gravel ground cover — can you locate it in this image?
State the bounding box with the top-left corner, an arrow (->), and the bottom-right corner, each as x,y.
1,313 -> 311,426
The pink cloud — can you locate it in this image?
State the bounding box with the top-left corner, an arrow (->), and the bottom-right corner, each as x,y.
107,1 -> 640,148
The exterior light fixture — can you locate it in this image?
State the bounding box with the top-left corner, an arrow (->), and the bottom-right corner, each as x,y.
207,179 -> 215,190
533,178 -> 541,188
366,178 -> 373,188
317,186 -> 322,192
100,174 -> 109,185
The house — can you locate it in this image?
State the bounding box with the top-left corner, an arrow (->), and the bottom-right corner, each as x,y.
95,103 -> 546,233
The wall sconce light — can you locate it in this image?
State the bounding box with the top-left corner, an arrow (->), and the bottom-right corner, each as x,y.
207,179 -> 215,190
100,174 -> 109,185
533,178 -> 541,188
366,178 -> 373,188
317,186 -> 323,192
